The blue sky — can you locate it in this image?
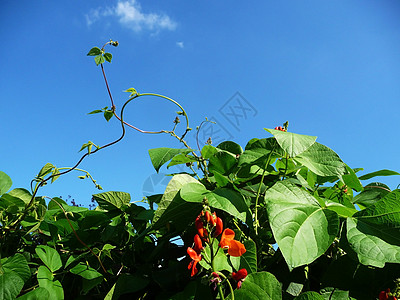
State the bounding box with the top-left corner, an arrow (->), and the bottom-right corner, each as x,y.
1,1 -> 400,207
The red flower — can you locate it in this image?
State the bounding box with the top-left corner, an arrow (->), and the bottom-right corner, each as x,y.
195,215 -> 208,238
187,247 -> 202,277
214,217 -> 223,237
219,228 -> 246,257
193,234 -> 203,253
379,289 -> 397,300
232,268 -> 248,289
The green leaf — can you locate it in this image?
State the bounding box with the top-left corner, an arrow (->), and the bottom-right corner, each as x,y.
358,169 -> 400,180
265,180 -> 339,269
0,171 -> 12,195
294,142 -> 346,177
104,274 -> 149,300
87,109 -> 103,115
239,138 -> 284,167
35,245 -> 62,272
37,266 -> 64,300
103,52 -> 112,63
51,168 -> 60,183
217,141 -> 243,155
103,110 -> 114,121
152,174 -> 200,226
208,151 -> 237,175
294,291 -> 325,300
16,287 -> 50,299
353,182 -> 390,207
148,148 -> 193,173
94,54 -> 105,65
0,272 -> 24,300
70,262 -> 103,280
37,163 -> 54,178
346,217 -> 400,268
324,200 -> 357,218
240,240 -> 257,274
230,272 -> 282,300
342,165 -> 363,192
320,288 -> 350,300
265,128 -> 317,157
167,154 -> 197,168
1,254 -> 31,283
199,242 -> 232,273
180,182 -> 250,223
87,47 -> 102,56
5,188 -> 32,205
92,191 -> 131,211
124,88 -> 138,97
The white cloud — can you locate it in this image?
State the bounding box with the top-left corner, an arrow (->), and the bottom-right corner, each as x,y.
176,41 -> 184,48
85,0 -> 177,33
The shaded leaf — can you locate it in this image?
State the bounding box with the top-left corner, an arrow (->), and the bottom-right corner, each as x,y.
148,148 -> 193,173
87,47 -> 102,56
92,191 -> 131,211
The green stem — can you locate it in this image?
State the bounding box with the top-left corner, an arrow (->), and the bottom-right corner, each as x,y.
254,149 -> 275,235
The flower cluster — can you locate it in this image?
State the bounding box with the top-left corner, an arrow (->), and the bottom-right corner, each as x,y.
380,289 -> 398,300
186,209 -> 248,290
274,126 -> 286,132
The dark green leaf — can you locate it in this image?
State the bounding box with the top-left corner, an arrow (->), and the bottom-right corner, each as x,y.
70,262 -> 103,280
358,169 -> 400,180
87,47 -> 102,56
103,52 -> 112,63
240,240 -> 257,274
103,110 -> 114,121
104,274 -> 150,300
294,291 -> 325,300
1,254 -> 31,283
353,182 -> 390,207
217,141 -> 243,155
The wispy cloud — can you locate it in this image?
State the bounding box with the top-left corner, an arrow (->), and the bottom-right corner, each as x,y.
176,41 -> 184,48
85,0 -> 177,33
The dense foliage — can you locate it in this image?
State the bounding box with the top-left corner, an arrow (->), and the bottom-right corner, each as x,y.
1,41 -> 400,300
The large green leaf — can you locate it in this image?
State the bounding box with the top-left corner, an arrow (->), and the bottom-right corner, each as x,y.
239,240 -> 257,274
0,254 -> 30,300
153,174 -> 199,224
342,165 -> 363,192
265,181 -> 339,269
180,182 -> 250,223
16,287 -> 50,299
231,272 -> 282,300
5,188 -> 32,205
37,266 -> 64,299
148,147 -> 192,173
35,246 -> 62,272
294,142 -> 346,177
70,262 -> 103,280
358,169 -> 400,180
239,138 -> 284,167
1,254 -> 31,282
208,151 -> 237,175
294,291 -> 324,300
346,217 -> 400,268
264,128 -> 317,158
217,141 -> 243,155
104,274 -> 149,300
352,182 -> 390,207
92,191 -> 131,211
0,171 -> 12,195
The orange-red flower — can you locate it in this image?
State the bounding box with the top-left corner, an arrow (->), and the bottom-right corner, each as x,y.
379,289 -> 397,300
219,228 -> 246,257
193,234 -> 203,253
232,268 -> 248,289
195,215 -> 208,238
187,247 -> 202,277
214,217 -> 223,237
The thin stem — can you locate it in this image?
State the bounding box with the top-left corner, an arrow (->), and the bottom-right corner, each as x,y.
254,148 -> 275,235
47,197 -> 107,274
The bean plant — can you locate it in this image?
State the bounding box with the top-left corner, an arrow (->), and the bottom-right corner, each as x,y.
1,40 -> 400,300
